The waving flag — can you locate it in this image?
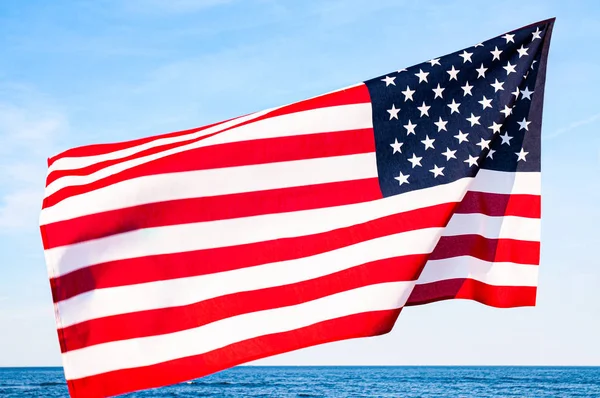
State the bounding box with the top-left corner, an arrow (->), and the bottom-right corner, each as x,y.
40,19 -> 554,397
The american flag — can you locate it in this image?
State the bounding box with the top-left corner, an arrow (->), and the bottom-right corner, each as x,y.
40,19 -> 554,398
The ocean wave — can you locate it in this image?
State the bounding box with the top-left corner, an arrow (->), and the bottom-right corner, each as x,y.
38,382 -> 66,387
183,380 -> 262,387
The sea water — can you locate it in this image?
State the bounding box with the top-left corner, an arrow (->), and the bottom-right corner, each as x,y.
1,366 -> 599,397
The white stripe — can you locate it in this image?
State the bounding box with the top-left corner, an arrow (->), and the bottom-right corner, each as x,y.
42,166 -> 540,229
57,227 -> 442,327
40,152 -> 378,226
62,281 -> 415,380
444,213 -> 540,241
45,103 -> 373,195
48,108 -> 275,174
44,177 -> 473,278
470,169 -> 540,195
417,256 -> 539,286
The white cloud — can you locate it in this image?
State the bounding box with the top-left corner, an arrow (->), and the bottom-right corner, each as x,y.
0,85 -> 68,232
0,190 -> 45,229
544,112 -> 600,140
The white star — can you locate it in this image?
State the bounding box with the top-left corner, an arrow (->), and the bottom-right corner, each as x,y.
500,105 -> 513,117
503,61 -> 517,75
476,137 -> 491,150
517,45 -> 529,58
490,46 -> 502,61
461,81 -> 474,96
521,87 -> 534,100
476,63 -> 488,78
407,153 -> 422,168
417,101 -> 431,117
502,33 -> 515,43
390,138 -> 403,154
428,58 -> 441,66
466,113 -> 481,126
500,132 -> 513,145
397,68 -> 407,73
490,79 -> 505,92
447,65 -> 460,81
518,117 -> 531,131
531,60 -> 537,70
401,85 -> 416,101
464,155 -> 479,167
516,148 -> 529,161
454,130 -> 469,143
487,149 -> 496,159
447,99 -> 461,114
387,104 -> 400,120
381,75 -> 396,86
488,121 -> 502,134
459,50 -> 473,63
532,27 -> 542,40
394,171 -> 410,186
432,83 -> 445,99
415,69 -> 429,83
441,147 -> 457,160
511,86 -> 520,98
474,42 -> 484,47
478,95 -> 493,110
429,164 -> 445,178
404,119 -> 417,135
434,117 -> 448,132
421,135 -> 435,150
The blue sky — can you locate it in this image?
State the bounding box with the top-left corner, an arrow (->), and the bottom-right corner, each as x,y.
0,0 -> 599,367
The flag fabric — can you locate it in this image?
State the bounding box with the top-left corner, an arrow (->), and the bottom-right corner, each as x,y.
40,19 -> 554,398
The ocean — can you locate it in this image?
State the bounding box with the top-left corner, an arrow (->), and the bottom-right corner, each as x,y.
1,366 -> 599,397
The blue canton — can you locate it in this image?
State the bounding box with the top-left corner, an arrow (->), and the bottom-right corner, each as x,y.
364,20 -> 553,197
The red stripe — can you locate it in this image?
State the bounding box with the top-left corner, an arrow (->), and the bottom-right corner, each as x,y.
51,202 -> 457,303
406,278 -> 536,308
48,84 -> 370,167
47,119 -> 232,167
66,308 -> 400,398
431,235 -> 540,265
47,128 -> 228,186
59,254 -> 425,353
47,121 -> 374,189
455,191 -> 541,218
42,177 -> 382,250
264,84 -> 370,119
43,128 -> 375,208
